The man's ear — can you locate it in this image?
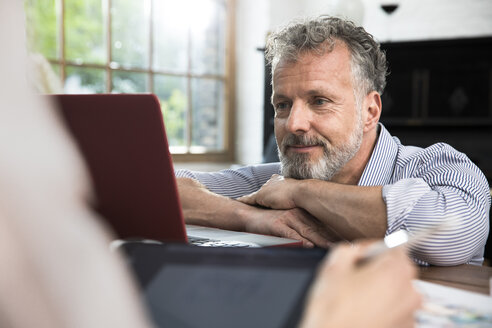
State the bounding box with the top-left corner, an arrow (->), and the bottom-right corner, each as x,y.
362,91 -> 382,133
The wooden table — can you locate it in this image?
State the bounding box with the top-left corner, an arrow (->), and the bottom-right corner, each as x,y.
419,264 -> 492,295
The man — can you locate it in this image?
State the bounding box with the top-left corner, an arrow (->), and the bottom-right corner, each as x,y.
176,16 -> 490,266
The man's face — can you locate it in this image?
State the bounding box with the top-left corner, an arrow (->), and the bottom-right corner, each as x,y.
272,43 -> 364,180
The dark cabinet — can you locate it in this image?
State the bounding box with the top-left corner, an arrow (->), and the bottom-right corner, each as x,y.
381,37 -> 492,126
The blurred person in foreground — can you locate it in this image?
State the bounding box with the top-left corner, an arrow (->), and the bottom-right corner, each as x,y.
0,2 -> 420,327
0,1 -> 152,327
176,16 -> 490,266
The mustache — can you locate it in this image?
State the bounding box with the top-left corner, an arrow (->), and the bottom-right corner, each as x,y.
280,134 -> 328,150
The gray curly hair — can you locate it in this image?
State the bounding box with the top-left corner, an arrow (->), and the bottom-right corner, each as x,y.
265,16 -> 387,99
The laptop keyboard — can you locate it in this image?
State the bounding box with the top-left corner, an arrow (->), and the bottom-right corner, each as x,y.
188,236 -> 258,248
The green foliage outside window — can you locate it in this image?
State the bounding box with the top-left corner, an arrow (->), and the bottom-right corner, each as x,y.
25,0 -> 58,59
24,0 -> 227,151
65,0 -> 105,64
162,90 -> 187,147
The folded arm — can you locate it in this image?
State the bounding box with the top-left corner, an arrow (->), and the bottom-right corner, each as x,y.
177,177 -> 333,248
238,175 -> 387,240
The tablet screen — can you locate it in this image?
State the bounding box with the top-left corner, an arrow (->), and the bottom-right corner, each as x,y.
145,264 -> 313,328
124,243 -> 326,328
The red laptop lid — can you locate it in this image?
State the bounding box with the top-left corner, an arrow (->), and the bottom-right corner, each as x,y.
54,94 -> 187,243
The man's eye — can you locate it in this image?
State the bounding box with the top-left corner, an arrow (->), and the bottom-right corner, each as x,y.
275,102 -> 289,110
313,98 -> 328,105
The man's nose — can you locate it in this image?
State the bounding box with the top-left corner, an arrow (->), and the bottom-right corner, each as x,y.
286,102 -> 311,134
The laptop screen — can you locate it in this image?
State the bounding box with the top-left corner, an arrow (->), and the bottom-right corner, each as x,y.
54,94 -> 187,242
122,243 -> 327,328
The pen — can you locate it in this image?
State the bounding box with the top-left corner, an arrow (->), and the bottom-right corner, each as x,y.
358,215 -> 461,265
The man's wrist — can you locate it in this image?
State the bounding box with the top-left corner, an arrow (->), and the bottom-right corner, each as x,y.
293,178 -> 318,209
231,201 -> 253,231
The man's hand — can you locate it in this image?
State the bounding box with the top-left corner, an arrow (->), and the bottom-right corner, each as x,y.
237,174 -> 298,209
177,177 -> 334,248
240,176 -> 388,241
300,244 -> 421,328
238,206 -> 337,248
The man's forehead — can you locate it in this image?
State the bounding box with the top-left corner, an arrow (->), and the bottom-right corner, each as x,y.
275,39 -> 347,65
273,42 -> 351,77
272,43 -> 353,94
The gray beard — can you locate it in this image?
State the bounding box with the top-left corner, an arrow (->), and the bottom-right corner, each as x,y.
278,121 -> 363,181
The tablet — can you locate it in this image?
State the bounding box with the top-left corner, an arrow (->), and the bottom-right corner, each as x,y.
121,243 -> 327,328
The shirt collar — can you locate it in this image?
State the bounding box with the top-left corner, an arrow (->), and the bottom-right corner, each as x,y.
358,123 -> 399,186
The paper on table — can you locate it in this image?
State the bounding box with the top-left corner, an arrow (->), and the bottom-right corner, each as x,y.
413,280 -> 492,327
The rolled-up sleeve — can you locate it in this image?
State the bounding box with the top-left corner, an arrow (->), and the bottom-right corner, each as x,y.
382,144 -> 490,266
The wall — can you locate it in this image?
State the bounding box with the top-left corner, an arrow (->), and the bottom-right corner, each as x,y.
364,0 -> 492,42
233,0 -> 492,166
234,0 -> 269,165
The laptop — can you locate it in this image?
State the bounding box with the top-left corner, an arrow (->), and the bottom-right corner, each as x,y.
53,94 -> 301,247
121,242 -> 327,328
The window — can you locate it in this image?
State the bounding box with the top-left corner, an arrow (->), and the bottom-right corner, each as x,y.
25,0 -> 235,161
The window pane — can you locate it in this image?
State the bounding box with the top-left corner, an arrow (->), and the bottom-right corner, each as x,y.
111,0 -> 150,69
191,78 -> 224,150
154,75 -> 188,147
111,71 -> 148,93
65,0 -> 106,64
25,0 -> 59,59
112,71 -> 148,93
65,66 -> 106,94
152,0 -> 189,73
190,0 -> 226,75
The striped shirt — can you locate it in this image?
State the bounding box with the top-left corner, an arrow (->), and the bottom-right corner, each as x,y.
176,124 -> 491,266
